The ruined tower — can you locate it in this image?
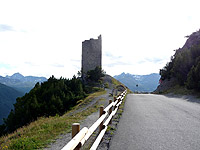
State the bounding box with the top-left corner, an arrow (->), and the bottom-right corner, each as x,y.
82,35 -> 102,77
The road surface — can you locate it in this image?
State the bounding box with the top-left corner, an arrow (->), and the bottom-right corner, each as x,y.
109,94 -> 200,150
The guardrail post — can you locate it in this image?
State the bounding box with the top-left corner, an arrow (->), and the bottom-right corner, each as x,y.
72,123 -> 80,150
114,96 -> 116,102
114,97 -> 118,110
99,106 -> 104,133
109,99 -> 113,124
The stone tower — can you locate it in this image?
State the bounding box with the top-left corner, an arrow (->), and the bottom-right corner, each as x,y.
82,35 -> 102,77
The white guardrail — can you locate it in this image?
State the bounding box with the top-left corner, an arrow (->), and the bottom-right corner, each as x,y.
61,89 -> 127,150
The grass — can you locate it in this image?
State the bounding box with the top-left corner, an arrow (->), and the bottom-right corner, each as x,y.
0,90 -> 106,150
106,126 -> 116,135
108,92 -> 128,130
75,89 -> 106,110
104,82 -> 109,88
159,84 -> 199,96
111,78 -> 121,86
97,90 -> 128,148
117,92 -> 128,115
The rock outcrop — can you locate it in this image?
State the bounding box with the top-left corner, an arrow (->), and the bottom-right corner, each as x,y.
183,29 -> 200,50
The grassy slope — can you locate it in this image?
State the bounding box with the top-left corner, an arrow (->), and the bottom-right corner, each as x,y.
0,75 -> 129,150
0,90 -> 106,150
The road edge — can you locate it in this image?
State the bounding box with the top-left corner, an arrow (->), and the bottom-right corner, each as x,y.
97,93 -> 128,150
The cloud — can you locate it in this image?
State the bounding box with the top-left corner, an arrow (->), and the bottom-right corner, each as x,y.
24,62 -> 40,67
0,0 -> 199,78
138,57 -> 164,64
51,64 -> 64,68
104,52 -> 122,60
104,61 -> 131,68
0,24 -> 14,32
70,59 -> 81,63
103,52 -> 130,67
0,63 -> 12,69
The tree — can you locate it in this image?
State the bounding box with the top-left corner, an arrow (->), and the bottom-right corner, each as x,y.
186,66 -> 196,89
86,67 -> 105,82
186,60 -> 200,91
1,75 -> 87,135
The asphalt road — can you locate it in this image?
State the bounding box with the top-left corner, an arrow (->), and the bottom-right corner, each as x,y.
109,94 -> 200,150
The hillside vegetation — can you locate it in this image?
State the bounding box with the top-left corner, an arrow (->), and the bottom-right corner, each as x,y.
0,68 -> 126,149
0,90 -> 106,150
0,75 -> 86,136
157,29 -> 200,93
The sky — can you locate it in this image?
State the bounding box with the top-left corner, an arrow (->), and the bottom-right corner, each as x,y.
0,0 -> 200,79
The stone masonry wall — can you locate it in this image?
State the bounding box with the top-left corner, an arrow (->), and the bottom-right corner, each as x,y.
82,35 -> 102,75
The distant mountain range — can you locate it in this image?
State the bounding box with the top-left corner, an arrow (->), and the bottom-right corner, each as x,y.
0,73 -> 47,125
0,73 -> 47,94
114,73 -> 160,92
0,83 -> 24,124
